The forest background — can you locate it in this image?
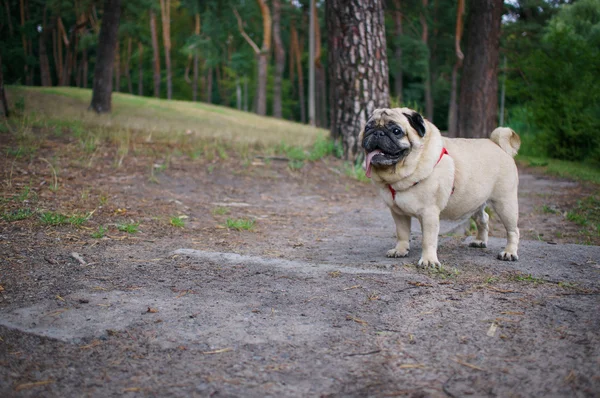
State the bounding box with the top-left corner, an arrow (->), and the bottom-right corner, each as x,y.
0,0 -> 598,164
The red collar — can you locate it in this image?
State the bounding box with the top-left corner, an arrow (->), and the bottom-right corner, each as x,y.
388,147 -> 451,200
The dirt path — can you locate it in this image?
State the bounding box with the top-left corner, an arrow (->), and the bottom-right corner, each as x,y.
1,147 -> 599,397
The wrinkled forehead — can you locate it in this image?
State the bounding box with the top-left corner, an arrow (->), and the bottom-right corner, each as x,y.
368,109 -> 410,129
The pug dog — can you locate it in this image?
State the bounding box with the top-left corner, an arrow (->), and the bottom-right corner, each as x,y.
359,108 -> 521,267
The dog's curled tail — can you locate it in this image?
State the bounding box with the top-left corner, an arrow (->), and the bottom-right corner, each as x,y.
490,127 -> 521,157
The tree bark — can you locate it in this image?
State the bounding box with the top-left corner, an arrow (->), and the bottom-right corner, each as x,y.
272,0 -> 284,118
138,42 -> 143,95
159,0 -> 172,99
0,54 -> 9,117
114,40 -> 120,91
233,2 -> 271,116
39,35 -> 52,87
19,0 -> 31,85
149,9 -> 161,98
82,48 -> 88,88
458,0 -> 503,138
291,22 -> 305,123
313,3 -> 326,127
126,37 -> 133,94
205,67 -> 212,103
421,0 -> 433,121
191,13 -> 201,102
89,0 -> 122,113
326,0 -> 390,160
308,0 -> 316,125
3,0 -> 13,36
393,0 -> 403,102
447,0 -> 465,137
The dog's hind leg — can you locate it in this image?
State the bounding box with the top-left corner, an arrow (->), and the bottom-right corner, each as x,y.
491,196 -> 520,261
387,210 -> 411,258
469,204 -> 489,248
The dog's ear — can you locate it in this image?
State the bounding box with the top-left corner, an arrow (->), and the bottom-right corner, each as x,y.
403,111 -> 426,137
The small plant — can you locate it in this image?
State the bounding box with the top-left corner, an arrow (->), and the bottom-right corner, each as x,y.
14,185 -> 31,202
39,211 -> 69,225
344,162 -> 369,182
541,205 -> 559,214
212,207 -> 229,216
40,158 -> 59,192
2,208 -> 34,222
68,214 -> 89,227
226,218 -> 255,231
99,194 -> 108,206
509,272 -> 545,284
118,221 -> 139,234
170,216 -> 185,228
91,226 -> 107,239
288,159 -> 304,170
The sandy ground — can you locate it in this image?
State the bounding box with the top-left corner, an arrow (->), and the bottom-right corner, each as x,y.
1,138 -> 599,397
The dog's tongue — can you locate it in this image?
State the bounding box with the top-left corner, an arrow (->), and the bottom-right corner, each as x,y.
364,150 -> 383,178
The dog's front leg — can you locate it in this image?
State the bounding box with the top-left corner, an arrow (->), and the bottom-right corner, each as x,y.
387,210 -> 411,258
418,210 -> 441,268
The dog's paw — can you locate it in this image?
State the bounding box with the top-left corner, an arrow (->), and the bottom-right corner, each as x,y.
469,240 -> 487,248
418,256 -> 441,268
386,248 -> 409,258
498,251 -> 518,261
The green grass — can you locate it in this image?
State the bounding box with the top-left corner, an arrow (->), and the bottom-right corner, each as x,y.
517,156 -> 600,185
541,205 -> 559,214
7,86 -> 326,148
170,216 -> 185,228
2,208 -> 34,222
226,218 -> 255,231
344,162 -> 370,182
39,211 -> 89,226
117,222 -> 140,234
91,226 -> 107,239
212,207 -> 229,216
509,272 -> 545,284
565,196 -> 600,234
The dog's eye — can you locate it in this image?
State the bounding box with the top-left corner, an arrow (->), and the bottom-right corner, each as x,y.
393,128 -> 402,135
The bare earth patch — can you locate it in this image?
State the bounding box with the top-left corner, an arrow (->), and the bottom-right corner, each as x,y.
1,130 -> 599,397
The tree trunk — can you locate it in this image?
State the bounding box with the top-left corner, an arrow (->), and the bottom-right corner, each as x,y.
126,37 -> 133,94
205,67 -> 212,103
236,78 -> 242,110
82,49 -> 88,88
159,0 -> 172,99
308,0 -> 316,125
458,0 -> 503,138
393,0 -> 403,102
421,0 -> 433,121
0,54 -> 9,117
243,78 -> 248,111
291,23 -> 305,123
326,0 -> 390,160
149,9 -> 161,98
447,0 -> 465,137
3,0 -> 13,36
114,40 -> 120,92
192,13 -> 200,102
138,42 -> 143,95
272,0 -> 284,118
89,0 -> 122,113
233,2 -> 271,116
19,0 -> 30,85
313,3 -> 326,128
39,35 -> 52,86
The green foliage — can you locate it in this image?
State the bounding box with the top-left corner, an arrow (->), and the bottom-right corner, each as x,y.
566,196 -> 600,234
517,0 -> 600,162
2,208 -> 34,222
344,163 -> 369,183
39,212 -> 69,226
117,222 -> 140,234
226,218 -> 255,231
170,216 -> 185,228
211,207 -> 229,216
91,226 -> 108,239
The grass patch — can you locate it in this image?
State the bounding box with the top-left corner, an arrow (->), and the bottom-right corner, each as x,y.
117,222 -> 140,234
565,195 -> 600,235
541,205 -> 559,214
211,207 -> 229,216
508,272 -> 546,284
2,208 -> 34,222
39,211 -> 89,226
517,156 -> 600,185
288,159 -> 304,170
170,216 -> 185,228
344,162 -> 370,182
91,226 -> 107,239
226,218 -> 255,231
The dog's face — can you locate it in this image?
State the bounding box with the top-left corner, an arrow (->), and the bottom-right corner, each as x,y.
360,108 -> 426,178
